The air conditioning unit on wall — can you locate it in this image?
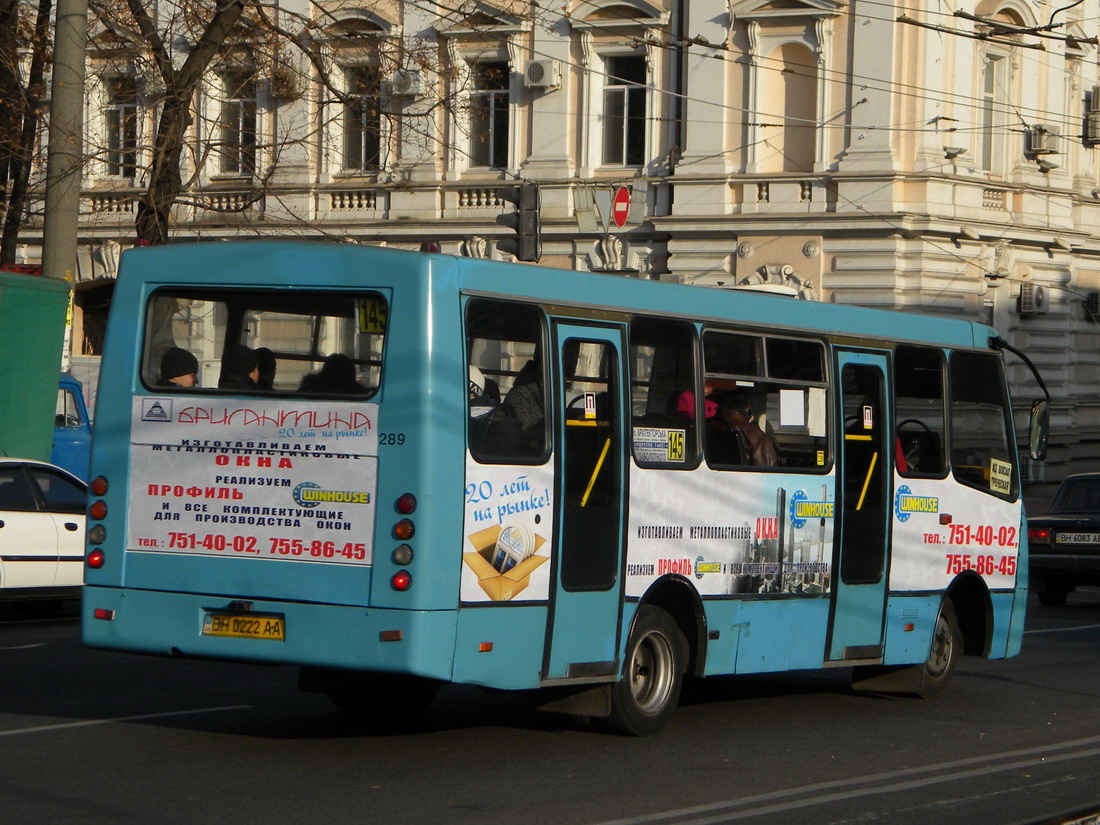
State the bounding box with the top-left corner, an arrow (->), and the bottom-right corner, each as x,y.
1026,124 -> 1061,155
389,70 -> 421,97
523,60 -> 561,89
1018,282 -> 1048,315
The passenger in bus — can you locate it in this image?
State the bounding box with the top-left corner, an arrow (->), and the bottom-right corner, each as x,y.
159,347 -> 199,388
717,392 -> 778,467
469,366 -> 498,420
299,353 -> 368,395
501,358 -> 544,447
254,347 -> 277,390
218,344 -> 260,390
676,382 -> 717,420
468,366 -> 499,446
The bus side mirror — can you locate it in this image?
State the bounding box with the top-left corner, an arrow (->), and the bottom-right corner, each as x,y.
1028,398 -> 1049,462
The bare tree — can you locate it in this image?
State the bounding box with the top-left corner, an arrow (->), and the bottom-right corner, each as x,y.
0,0 -> 52,263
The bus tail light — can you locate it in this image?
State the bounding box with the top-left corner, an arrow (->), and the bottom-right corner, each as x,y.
392,544 -> 414,565
91,476 -> 108,496
396,493 -> 417,514
90,500 -> 108,520
394,519 -> 415,540
87,549 -> 106,569
88,524 -> 106,545
391,571 -> 412,591
93,608 -> 115,621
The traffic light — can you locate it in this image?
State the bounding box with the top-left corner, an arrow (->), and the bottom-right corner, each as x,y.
497,183 -> 541,262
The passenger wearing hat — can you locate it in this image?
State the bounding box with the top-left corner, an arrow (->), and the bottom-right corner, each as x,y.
254,347 -> 277,390
218,344 -> 260,390
159,347 -> 199,388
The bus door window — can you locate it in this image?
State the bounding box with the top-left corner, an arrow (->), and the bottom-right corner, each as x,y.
894,346 -> 947,476
840,363 -> 888,583
465,299 -> 548,463
949,351 -> 1016,499
560,338 -> 620,590
628,318 -> 697,467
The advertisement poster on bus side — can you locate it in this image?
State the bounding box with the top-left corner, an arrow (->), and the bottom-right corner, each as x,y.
127,397 -> 378,565
461,457 -> 554,602
625,466 -> 835,598
889,472 -> 1021,591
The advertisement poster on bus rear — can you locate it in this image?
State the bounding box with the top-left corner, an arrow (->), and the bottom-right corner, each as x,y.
127,397 -> 378,565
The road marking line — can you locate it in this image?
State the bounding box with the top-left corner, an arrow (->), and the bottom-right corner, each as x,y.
591,735 -> 1100,825
0,704 -> 252,738
1025,622 -> 1100,634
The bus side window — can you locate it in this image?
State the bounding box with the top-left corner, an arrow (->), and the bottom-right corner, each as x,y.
466,299 -> 548,464
949,351 -> 1016,499
629,318 -> 697,467
701,332 -> 828,470
894,345 -> 946,476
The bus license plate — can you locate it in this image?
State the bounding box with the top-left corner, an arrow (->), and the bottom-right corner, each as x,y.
202,613 -> 285,641
1057,532 -> 1100,545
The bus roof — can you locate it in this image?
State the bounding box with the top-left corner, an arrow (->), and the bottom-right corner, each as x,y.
118,241 -> 995,350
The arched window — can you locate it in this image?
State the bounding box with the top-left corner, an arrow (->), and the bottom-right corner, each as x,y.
315,11 -> 399,180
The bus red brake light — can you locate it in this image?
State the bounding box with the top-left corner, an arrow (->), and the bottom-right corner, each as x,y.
391,571 -> 412,591
87,549 -> 106,569
394,519 -> 415,540
91,476 -> 108,496
90,500 -> 108,520
1028,528 -> 1050,544
396,493 -> 417,514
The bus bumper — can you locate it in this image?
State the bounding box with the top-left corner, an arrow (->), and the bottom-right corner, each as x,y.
81,585 -> 458,682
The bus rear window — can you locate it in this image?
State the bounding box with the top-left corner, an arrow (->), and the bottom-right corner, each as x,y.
141,288 -> 386,397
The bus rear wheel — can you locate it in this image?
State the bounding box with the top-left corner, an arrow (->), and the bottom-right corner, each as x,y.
603,606 -> 685,736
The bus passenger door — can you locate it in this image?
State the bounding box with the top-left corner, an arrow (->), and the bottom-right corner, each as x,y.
545,324 -> 626,681
828,351 -> 891,662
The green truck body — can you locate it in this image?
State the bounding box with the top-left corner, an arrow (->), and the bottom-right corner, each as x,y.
0,269 -> 70,462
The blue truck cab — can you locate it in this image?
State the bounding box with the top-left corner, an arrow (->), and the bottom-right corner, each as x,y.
52,373 -> 91,481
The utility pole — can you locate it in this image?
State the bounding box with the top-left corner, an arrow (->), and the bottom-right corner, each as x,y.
42,0 -> 89,369
42,0 -> 89,284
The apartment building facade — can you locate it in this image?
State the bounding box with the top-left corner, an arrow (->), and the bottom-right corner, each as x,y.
13,0 -> 1100,495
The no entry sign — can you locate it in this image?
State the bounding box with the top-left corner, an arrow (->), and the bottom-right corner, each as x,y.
611,186 -> 630,228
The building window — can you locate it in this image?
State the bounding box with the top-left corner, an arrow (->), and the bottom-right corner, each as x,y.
343,65 -> 381,172
104,76 -> 138,179
219,71 -> 257,175
469,61 -> 510,168
602,54 -> 646,166
980,55 -> 1006,172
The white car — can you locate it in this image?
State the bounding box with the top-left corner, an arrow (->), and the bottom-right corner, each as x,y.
0,459 -> 86,602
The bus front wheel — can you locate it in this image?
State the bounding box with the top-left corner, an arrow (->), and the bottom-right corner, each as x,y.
916,600 -> 961,698
603,606 -> 685,736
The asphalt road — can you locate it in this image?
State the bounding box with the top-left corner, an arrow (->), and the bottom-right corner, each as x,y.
2,591 -> 1100,825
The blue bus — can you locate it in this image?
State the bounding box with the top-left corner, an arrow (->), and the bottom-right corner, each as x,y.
82,241 -> 1047,734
